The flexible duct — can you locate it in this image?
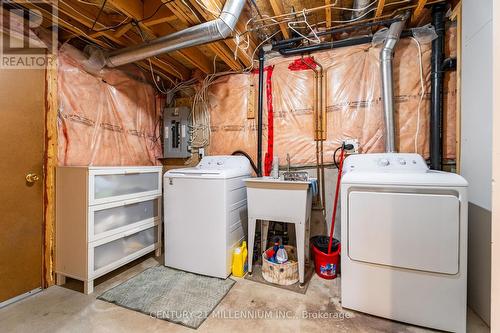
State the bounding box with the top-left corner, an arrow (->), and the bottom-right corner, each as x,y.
380,13 -> 408,152
102,0 -> 245,68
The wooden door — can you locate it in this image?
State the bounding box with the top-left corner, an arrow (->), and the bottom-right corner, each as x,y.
0,64 -> 45,303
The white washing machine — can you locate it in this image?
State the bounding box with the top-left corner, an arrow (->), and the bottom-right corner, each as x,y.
341,153 -> 468,333
163,155 -> 251,278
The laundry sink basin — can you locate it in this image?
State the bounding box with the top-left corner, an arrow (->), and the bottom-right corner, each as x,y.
243,177 -> 313,222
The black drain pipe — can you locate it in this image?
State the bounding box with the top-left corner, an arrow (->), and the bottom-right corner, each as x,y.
276,31 -> 412,56
430,4 -> 446,170
278,36 -> 372,56
257,48 -> 265,176
272,17 -> 402,49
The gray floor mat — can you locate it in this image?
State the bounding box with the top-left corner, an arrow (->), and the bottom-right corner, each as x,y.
98,266 -> 235,329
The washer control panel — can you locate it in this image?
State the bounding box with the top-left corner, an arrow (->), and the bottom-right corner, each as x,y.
197,155 -> 251,171
343,153 -> 428,173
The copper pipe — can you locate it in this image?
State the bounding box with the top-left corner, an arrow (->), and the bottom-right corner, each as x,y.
299,57 -> 325,212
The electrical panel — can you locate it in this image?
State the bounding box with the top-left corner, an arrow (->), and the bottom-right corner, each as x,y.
163,106 -> 191,158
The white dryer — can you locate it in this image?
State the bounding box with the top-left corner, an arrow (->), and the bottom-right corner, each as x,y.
164,155 -> 252,278
341,153 -> 468,333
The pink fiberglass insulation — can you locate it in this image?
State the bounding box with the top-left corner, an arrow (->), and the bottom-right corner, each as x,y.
208,27 -> 457,166
57,44 -> 162,166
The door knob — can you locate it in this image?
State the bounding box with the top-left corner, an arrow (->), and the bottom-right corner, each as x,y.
26,173 -> 40,184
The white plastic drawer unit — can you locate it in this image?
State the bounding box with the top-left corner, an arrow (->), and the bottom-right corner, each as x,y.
89,195 -> 161,241
90,224 -> 159,277
347,190 -> 460,274
55,165 -> 163,294
89,167 -> 162,205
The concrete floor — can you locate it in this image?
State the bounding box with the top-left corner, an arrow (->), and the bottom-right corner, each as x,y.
0,255 -> 490,333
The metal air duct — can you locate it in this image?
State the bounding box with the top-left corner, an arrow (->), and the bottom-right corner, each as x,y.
380,13 -> 408,152
103,0 -> 245,68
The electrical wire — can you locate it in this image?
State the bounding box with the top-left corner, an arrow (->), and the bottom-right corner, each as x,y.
88,0 -> 175,34
193,0 -> 221,17
247,0 -> 411,33
287,9 -> 321,44
411,36 -> 425,154
135,23 -> 177,93
89,0 -> 107,32
187,28 -> 281,145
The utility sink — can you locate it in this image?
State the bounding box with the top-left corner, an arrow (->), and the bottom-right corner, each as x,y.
243,177 -> 313,222
244,176 -> 314,285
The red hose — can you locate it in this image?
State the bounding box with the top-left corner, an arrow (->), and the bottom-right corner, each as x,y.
327,148 -> 345,255
264,66 -> 274,176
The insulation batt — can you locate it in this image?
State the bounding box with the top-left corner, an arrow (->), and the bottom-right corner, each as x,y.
57,45 -> 162,166
208,28 -> 457,166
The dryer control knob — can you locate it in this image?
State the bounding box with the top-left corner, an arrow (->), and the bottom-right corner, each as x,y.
379,158 -> 390,166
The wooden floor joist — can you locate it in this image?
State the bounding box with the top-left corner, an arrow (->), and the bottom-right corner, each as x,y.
106,0 -> 212,74
375,0 -> 386,18
269,0 -> 290,39
23,0 -> 189,81
325,0 -> 332,28
185,0 -> 255,67
163,0 -> 243,71
411,0 -> 429,24
28,3 -> 185,83
14,0 -> 448,83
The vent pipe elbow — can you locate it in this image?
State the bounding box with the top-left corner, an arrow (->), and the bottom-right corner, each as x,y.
218,0 -> 244,36
380,14 -> 408,153
104,0 -> 245,68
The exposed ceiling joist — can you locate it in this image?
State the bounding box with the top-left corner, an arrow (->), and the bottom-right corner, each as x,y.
411,0 -> 428,24
59,0 -> 193,79
143,15 -> 177,27
162,0 -> 243,71
51,0 -> 191,80
268,0 -> 290,39
108,0 -> 212,74
375,0 -> 385,18
106,0 -> 143,20
206,0 -> 258,54
325,0 -> 332,29
12,0 -> 449,82
13,0 -> 179,83
185,0 -> 254,67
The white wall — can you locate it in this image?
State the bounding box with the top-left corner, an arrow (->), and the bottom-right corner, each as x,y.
490,0 -> 500,330
461,0 -> 493,325
461,0 -> 493,210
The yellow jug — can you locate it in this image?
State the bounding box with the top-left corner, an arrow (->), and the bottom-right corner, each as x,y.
232,241 -> 248,277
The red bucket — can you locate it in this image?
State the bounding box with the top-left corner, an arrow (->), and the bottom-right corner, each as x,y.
312,242 -> 341,279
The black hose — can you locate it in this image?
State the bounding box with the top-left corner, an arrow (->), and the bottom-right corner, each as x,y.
232,150 -> 258,174
333,143 -> 354,169
333,147 -> 342,169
